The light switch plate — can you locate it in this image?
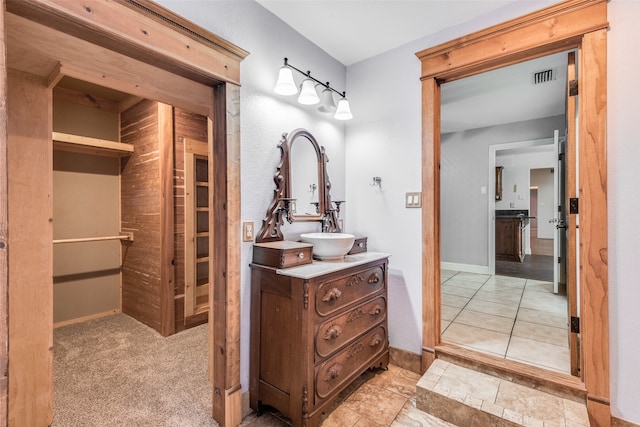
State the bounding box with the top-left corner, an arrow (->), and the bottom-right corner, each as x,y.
405,192 -> 422,208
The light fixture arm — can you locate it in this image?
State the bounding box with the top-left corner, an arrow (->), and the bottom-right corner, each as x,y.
282,57 -> 347,99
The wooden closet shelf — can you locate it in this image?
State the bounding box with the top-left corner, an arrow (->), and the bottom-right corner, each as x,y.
52,132 -> 134,157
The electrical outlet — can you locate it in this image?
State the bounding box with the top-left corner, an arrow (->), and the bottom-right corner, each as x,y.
242,221 -> 254,242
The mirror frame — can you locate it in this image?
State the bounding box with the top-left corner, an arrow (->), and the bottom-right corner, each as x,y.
416,0 -> 609,423
256,128 -> 338,242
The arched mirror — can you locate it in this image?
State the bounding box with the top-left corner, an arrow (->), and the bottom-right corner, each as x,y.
289,132 -> 323,219
255,128 -> 339,243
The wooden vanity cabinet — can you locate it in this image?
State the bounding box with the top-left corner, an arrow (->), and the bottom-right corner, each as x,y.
250,254 -> 389,427
495,217 -> 525,262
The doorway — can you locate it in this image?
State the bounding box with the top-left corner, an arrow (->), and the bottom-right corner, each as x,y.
417,0 -> 609,422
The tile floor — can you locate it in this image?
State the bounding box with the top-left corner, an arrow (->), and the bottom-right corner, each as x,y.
240,365 -> 454,427
440,270 -> 570,374
241,271 -> 570,426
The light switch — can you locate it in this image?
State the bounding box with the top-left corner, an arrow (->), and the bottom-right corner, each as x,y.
405,192 -> 422,208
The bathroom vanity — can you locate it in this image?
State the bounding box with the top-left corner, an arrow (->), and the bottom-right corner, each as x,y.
249,252 -> 389,426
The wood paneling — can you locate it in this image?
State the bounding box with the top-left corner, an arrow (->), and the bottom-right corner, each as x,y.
0,1 -> 9,422
158,102 -> 175,337
7,69 -> 53,427
120,99 -> 163,332
417,0 -> 609,424
173,107 -> 209,332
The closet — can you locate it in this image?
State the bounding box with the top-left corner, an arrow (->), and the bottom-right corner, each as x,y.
3,1 -> 248,424
52,77 -> 210,336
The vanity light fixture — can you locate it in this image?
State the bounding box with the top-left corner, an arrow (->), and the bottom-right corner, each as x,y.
273,57 -> 352,120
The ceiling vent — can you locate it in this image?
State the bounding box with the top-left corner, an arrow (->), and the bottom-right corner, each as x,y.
532,68 -> 556,85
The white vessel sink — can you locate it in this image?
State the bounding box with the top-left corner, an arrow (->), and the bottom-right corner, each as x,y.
300,232 -> 355,260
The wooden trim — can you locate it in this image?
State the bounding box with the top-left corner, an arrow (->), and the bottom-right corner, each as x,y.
579,27 -> 609,409
52,309 -> 120,329
566,51 -> 580,377
417,0 -> 609,424
52,131 -> 134,157
421,77 -> 440,373
184,150 -> 196,318
7,69 -> 54,427
0,1 -> 8,422
158,102 -> 175,337
6,0 -> 247,86
210,82 -> 242,425
416,0 -> 608,82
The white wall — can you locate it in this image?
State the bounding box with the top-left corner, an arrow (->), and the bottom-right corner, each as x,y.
608,0 -> 640,423
154,0 -> 348,393
156,0 -> 640,423
530,168 -> 555,239
439,118 -> 562,268
347,1 -> 640,424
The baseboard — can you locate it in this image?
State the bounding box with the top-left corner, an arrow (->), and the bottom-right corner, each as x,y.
53,309 -> 120,329
242,391 -> 252,418
389,346 -> 422,374
441,262 -> 490,275
613,416 -> 640,427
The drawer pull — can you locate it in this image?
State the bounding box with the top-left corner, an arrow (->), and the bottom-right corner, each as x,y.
369,333 -> 383,347
322,287 -> 342,302
368,273 -> 380,284
325,363 -> 342,381
324,324 -> 343,340
369,305 -> 382,316
358,242 -> 364,248
297,252 -> 305,259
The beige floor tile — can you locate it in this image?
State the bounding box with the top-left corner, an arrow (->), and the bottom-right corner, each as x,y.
454,272 -> 490,283
342,383 -> 407,426
512,319 -> 568,347
441,304 -> 462,322
473,289 -> 522,306
441,284 -> 478,298
391,400 -> 457,427
321,405 -> 362,427
563,398 -> 590,426
442,322 -> 510,356
506,335 -> 570,374
434,361 -> 502,403
441,270 -> 457,280
454,309 -> 515,334
516,307 -> 567,329
524,279 -> 554,293
354,417 -> 386,427
441,278 -> 484,290
441,320 -> 451,332
484,275 -> 526,288
520,290 -> 567,315
441,293 -> 470,308
495,379 -> 565,423
465,299 -> 518,319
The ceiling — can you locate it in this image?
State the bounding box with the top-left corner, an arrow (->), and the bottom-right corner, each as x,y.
256,0 -> 568,132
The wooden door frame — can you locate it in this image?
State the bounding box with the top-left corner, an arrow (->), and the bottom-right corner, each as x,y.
1,1 -> 247,425
416,0 -> 609,425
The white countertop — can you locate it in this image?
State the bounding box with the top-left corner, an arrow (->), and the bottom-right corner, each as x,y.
275,252 -> 390,279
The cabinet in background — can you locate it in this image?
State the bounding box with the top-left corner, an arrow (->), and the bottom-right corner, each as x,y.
495,217 -> 525,262
250,252 -> 389,427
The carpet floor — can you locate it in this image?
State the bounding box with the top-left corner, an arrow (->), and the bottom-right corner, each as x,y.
53,313 -> 215,426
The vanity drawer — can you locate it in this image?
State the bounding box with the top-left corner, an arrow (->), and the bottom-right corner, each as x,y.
315,265 -> 385,317
315,325 -> 387,399
252,241 -> 313,268
315,296 -> 386,360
